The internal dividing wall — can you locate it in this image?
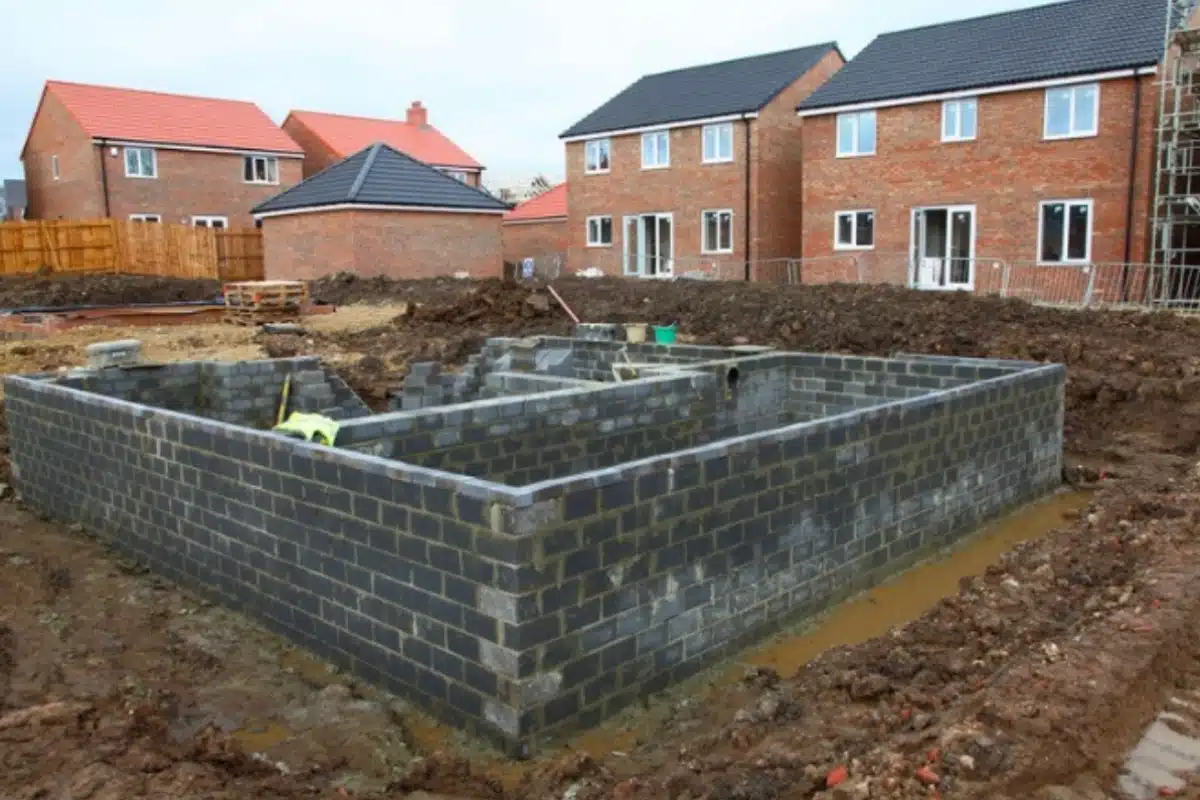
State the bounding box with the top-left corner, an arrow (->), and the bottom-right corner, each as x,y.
5,340 -> 1064,757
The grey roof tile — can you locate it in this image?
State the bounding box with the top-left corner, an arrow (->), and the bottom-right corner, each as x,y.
561,42 -> 839,138
252,143 -> 509,215
799,0 -> 1166,112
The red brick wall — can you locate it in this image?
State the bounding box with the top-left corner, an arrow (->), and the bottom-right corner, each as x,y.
801,75 -> 1157,290
263,209 -> 503,280
502,218 -> 569,262
281,116 -> 343,179
23,91 -> 104,219
103,148 -> 303,228
24,91 -> 302,226
565,50 -> 842,277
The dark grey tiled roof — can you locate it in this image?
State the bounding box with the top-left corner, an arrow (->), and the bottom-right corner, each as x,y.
3,180 -> 26,208
561,43 -> 840,138
253,143 -> 509,215
799,0 -> 1165,112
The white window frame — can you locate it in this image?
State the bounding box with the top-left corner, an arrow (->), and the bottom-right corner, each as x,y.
584,139 -> 611,174
129,213 -> 161,222
586,215 -> 613,247
941,98 -> 978,142
833,209 -> 876,251
1037,199 -> 1093,265
124,147 -> 157,179
441,169 -> 469,183
700,209 -> 734,254
641,130 -> 670,170
192,215 -> 228,229
243,155 -> 279,185
1043,83 -> 1100,140
836,111 -> 876,158
51,154 -> 60,180
701,123 -> 734,164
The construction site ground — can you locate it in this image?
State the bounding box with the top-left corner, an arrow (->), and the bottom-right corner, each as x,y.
2,273 -> 1200,799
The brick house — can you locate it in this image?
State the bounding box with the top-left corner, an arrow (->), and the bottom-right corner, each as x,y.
501,183 -> 568,264
283,103 -> 485,187
560,44 -> 844,279
20,80 -> 303,227
797,0 -> 1164,294
254,142 -> 508,280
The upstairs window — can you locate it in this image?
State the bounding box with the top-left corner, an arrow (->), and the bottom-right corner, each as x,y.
701,210 -> 733,253
641,130 -> 669,169
129,213 -> 160,222
1045,84 -> 1099,139
702,123 -> 733,163
834,210 -> 875,250
124,147 -> 156,178
836,111 -> 876,157
942,98 -> 978,141
584,139 -> 610,174
51,155 -> 60,180
442,169 -> 469,183
1039,200 -> 1092,263
243,155 -> 279,184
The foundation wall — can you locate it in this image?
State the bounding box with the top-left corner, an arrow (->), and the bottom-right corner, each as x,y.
5,346 -> 1064,756
501,357 -> 1064,744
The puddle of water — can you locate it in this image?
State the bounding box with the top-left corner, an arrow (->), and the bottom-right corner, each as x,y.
741,490 -> 1092,677
229,721 -> 293,753
419,490 -> 1091,787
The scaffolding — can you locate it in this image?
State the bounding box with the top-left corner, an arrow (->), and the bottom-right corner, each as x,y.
1151,0 -> 1200,303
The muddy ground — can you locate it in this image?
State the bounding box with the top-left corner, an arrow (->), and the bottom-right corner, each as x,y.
1,276 -> 1199,798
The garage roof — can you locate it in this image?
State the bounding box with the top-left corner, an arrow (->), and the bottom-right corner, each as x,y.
253,143 -> 509,216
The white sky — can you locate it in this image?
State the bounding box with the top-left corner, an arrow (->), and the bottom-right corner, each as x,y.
1,0 -> 1054,188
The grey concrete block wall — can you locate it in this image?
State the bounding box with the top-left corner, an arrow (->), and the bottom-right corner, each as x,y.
5,343 -> 1066,757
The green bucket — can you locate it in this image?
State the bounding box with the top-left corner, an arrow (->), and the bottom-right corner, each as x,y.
653,324 -> 677,345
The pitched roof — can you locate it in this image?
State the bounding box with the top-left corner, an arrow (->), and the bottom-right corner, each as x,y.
3,180 -> 26,208
798,0 -> 1165,112
30,80 -> 301,154
560,43 -> 840,138
253,142 -> 508,215
285,110 -> 482,169
503,183 -> 567,222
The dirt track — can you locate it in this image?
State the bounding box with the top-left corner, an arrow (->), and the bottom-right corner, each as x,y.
1,276 -> 1199,798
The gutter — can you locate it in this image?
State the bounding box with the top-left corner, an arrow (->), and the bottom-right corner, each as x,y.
1120,67 -> 1144,300
98,139 -> 111,217
744,117 -> 752,281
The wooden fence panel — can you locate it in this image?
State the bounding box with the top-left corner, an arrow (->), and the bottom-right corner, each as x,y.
215,229 -> 265,281
0,219 -> 264,281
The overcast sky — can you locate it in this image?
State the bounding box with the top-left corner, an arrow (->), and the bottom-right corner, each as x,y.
2,0 -> 1055,189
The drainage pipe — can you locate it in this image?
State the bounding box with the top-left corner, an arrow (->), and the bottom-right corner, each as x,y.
98,139 -> 112,218
743,117 -> 753,281
1121,68 -> 1144,301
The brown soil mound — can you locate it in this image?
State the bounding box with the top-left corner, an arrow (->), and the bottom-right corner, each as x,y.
0,274 -> 220,308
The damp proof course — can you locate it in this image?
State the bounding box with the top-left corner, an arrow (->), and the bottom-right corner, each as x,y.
4,333 -> 1065,757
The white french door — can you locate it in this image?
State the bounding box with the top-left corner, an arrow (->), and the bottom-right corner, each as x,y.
911,205 -> 975,291
622,213 -> 673,278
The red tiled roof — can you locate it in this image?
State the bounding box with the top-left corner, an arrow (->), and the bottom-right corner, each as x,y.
34,80 -> 301,154
286,110 -> 482,169
504,183 -> 567,222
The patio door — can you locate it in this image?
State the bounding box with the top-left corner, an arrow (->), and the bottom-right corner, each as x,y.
911,206 -> 975,290
623,213 -> 673,278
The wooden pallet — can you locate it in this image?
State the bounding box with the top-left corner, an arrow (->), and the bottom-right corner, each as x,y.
223,280 -> 309,311
223,307 -> 302,326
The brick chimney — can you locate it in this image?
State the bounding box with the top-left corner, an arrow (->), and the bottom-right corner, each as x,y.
406,101 -> 428,127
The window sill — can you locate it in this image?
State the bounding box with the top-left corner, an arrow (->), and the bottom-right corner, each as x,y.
1037,259 -> 1092,267
244,180 -> 280,186
641,164 -> 670,171
584,169 -> 610,176
586,243 -> 612,249
701,249 -> 734,255
835,151 -> 875,159
834,244 -> 875,251
702,158 -> 735,165
125,174 -> 158,180
940,136 -> 977,143
1043,131 -> 1098,141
